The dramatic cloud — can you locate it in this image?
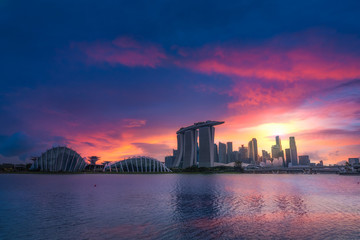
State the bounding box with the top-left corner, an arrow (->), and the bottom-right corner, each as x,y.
176,31 -> 360,82
1,1 -> 360,164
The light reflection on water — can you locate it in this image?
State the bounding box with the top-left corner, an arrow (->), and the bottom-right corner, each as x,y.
0,174 -> 359,239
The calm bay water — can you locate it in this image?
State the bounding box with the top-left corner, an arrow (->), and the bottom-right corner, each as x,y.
0,174 -> 359,240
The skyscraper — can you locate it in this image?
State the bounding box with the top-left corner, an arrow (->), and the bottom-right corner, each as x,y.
239,145 -> 248,163
219,142 -> 227,163
227,142 -> 233,163
214,143 -> 219,162
271,145 -> 281,159
198,126 -> 215,167
182,129 -> 197,168
262,150 -> 271,162
285,148 -> 291,167
272,136 -> 284,160
248,138 -> 258,164
173,121 -> 224,168
275,136 -> 282,151
289,137 -> 298,166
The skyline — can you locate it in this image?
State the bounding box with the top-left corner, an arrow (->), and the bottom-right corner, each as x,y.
1,1 -> 360,164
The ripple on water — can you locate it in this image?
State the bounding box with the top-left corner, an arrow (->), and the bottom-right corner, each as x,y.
0,174 -> 360,239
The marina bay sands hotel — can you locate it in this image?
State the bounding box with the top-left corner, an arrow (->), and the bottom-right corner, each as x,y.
172,120 -> 224,168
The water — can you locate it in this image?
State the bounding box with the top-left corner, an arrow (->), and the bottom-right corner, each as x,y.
0,174 -> 359,240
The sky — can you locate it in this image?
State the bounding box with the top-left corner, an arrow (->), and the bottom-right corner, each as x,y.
1,0 -> 360,164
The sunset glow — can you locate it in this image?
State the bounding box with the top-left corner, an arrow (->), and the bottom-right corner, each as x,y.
0,1 -> 359,165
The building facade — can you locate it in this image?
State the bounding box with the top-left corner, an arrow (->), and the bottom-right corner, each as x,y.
285,148 -> 291,167
289,137 -> 298,166
173,121 -> 224,168
30,146 -> 87,172
299,155 -> 310,165
227,142 -> 233,163
239,145 -> 248,163
104,156 -> 171,173
219,142 -> 227,163
214,143 -> 219,162
248,138 -> 258,164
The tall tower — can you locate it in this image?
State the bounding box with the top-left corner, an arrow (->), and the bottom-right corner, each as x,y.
275,136 -> 282,151
173,121 -> 224,168
248,138 -> 258,164
285,148 -> 291,167
248,140 -> 253,162
252,138 -> 258,163
173,133 -> 184,167
289,137 -> 298,166
219,142 -> 227,163
198,126 -> 215,167
214,143 -> 219,162
239,145 -> 248,162
182,129 -> 198,168
226,142 -> 233,163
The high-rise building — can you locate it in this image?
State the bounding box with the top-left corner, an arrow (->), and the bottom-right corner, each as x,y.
289,137 -> 298,166
272,136 -> 284,160
239,145 -> 248,163
248,141 -> 253,162
227,142 -> 233,163
299,155 -> 310,165
183,129 -> 197,168
271,145 -> 281,159
262,150 -> 271,162
275,136 -> 282,151
233,151 -> 240,162
219,142 -> 227,163
248,138 -> 258,164
198,126 -> 215,168
173,121 -> 224,168
285,148 -> 291,167
214,143 -> 219,162
165,156 -> 175,168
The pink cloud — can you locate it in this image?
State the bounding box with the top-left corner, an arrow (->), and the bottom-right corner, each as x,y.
64,32 -> 360,164
175,33 -> 360,82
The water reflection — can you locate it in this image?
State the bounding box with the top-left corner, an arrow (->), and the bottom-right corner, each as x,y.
170,175 -> 222,238
0,174 -> 359,240
273,194 -> 307,216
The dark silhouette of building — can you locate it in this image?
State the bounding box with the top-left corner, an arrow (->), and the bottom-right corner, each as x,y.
173,121 -> 224,168
239,145 -> 248,163
289,137 -> 298,166
285,148 -> 291,167
299,155 -> 310,165
214,143 -> 219,162
219,142 -> 226,163
226,142 -> 233,163
248,138 -> 258,164
30,146 -> 87,172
